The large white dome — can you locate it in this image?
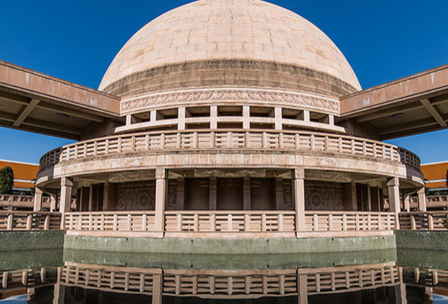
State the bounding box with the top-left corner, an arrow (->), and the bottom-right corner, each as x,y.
99,0 -> 361,97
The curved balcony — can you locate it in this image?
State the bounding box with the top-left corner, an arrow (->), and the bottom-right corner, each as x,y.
39,130 -> 420,170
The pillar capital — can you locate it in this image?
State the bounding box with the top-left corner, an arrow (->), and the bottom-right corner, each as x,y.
294,168 -> 305,180
387,177 -> 399,187
61,177 -> 73,187
155,168 -> 166,179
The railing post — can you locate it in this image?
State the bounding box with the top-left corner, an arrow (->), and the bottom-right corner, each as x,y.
7,213 -> 14,230
428,214 -> 434,230
88,214 -> 93,230
228,214 -> 232,232
278,213 -> 283,232
26,214 -> 33,230
177,214 -> 182,231
342,214 -> 347,231
355,214 -> 360,230
44,214 -> 50,230
127,214 -> 132,231
261,213 -> 267,232
142,214 -> 147,231
328,214 -> 333,231
113,214 -> 118,231
410,215 -> 416,230
244,213 -> 250,232
313,214 -> 318,231
193,213 -> 199,231
210,213 -> 216,232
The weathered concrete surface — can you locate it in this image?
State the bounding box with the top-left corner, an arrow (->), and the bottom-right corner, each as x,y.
64,235 -> 396,254
0,231 -> 65,251
0,249 -> 63,271
397,248 -> 448,270
63,248 -> 396,270
395,230 -> 448,251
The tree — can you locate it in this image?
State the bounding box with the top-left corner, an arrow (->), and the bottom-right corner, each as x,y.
0,166 -> 14,194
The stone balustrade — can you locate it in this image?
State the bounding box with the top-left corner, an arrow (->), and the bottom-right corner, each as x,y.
0,268 -> 58,291
304,211 -> 396,233
399,211 -> 448,230
0,211 -> 61,230
0,194 -> 50,210
39,130 -> 420,170
59,262 -> 400,298
63,210 -> 397,238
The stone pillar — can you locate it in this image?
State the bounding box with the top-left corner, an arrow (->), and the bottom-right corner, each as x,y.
417,187 -> 427,211
209,176 -> 217,210
297,273 -> 308,304
366,185 -> 372,211
243,106 -> 250,129
176,177 -> 185,210
344,183 -> 357,211
387,177 -> 400,229
88,184 -> 94,211
33,187 -> 43,211
294,168 -> 305,232
243,176 -> 251,210
102,182 -> 117,211
60,177 -> 73,229
275,177 -> 284,210
395,268 -> 408,304
154,169 -> 167,234
178,107 -> 186,130
274,107 -> 282,130
50,195 -> 57,212
60,178 -> 73,214
152,271 -> 163,304
403,194 -> 411,212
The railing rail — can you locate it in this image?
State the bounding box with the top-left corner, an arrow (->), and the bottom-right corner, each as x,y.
165,211 -> 296,233
399,211 -> 448,230
0,211 -> 61,230
304,211 -> 396,232
64,211 -> 156,232
39,130 -> 419,170
0,195 -> 51,209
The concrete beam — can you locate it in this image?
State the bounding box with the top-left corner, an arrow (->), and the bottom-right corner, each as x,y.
13,98 -> 40,127
420,98 -> 447,127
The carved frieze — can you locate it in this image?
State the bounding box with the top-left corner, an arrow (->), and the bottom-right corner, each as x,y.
121,88 -> 339,113
117,182 -> 155,211
305,181 -> 344,211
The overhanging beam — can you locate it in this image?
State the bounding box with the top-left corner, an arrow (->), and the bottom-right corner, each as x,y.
13,98 -> 40,127
420,98 -> 447,127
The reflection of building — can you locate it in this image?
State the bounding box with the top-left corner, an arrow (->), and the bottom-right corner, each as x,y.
1,0 -> 448,245
0,160 -> 38,194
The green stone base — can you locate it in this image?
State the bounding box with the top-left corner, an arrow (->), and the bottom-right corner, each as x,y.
0,230 -> 66,251
395,230 -> 448,251
64,235 -> 396,255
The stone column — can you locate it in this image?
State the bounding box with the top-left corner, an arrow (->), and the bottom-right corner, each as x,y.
387,177 -> 400,229
50,195 -> 57,212
154,169 -> 167,234
243,176 -> 251,210
33,187 -> 43,211
297,273 -> 308,304
344,183 -> 357,211
366,185 -> 372,211
403,194 -> 411,212
417,187 -> 427,211
60,177 -> 73,229
209,176 -> 217,210
275,177 -> 284,210
294,168 -> 305,232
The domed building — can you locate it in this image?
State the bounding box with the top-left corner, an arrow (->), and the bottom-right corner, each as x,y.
2,0 -> 445,252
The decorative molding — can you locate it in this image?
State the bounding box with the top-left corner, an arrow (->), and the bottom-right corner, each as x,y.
121,89 -> 339,113
305,182 -> 344,211
116,182 -> 155,211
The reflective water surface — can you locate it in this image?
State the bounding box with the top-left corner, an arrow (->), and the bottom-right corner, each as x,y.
1,249 -> 447,303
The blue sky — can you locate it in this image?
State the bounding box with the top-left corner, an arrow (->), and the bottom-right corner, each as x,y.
0,0 -> 448,164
